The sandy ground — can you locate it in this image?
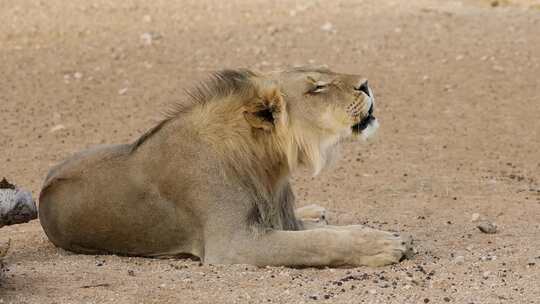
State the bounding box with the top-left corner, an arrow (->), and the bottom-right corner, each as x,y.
1,0 -> 540,303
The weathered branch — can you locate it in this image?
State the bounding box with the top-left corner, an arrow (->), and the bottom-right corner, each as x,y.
0,178 -> 38,228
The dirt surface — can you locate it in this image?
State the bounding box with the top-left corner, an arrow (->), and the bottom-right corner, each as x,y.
1,0 -> 540,303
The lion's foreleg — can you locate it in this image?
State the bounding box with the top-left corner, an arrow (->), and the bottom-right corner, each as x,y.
204,227 -> 411,267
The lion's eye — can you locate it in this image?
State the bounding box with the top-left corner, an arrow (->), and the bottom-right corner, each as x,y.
309,82 -> 329,94
313,85 -> 326,93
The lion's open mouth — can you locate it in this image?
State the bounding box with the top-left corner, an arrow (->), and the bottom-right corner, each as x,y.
352,103 -> 375,133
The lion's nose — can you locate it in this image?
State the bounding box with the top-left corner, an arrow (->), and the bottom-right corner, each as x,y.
355,80 -> 370,97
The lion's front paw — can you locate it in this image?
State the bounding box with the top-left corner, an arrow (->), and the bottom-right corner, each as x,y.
348,228 -> 414,267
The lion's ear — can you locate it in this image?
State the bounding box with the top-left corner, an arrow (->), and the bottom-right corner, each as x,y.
244,86 -> 285,131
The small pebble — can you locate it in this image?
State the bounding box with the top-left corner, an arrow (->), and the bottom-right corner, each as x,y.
482,271 -> 491,279
480,255 -> 497,261
454,256 -> 465,265
471,213 -> 480,222
140,32 -> 161,46
477,221 -> 497,234
320,22 -> 334,32
50,124 -> 66,133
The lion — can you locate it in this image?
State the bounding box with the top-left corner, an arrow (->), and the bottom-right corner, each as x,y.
39,67 -> 412,267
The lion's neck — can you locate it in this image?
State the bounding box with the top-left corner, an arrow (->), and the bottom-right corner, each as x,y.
186,101 -> 299,230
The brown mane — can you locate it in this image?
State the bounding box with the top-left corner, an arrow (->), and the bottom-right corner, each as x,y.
130,69 -> 257,152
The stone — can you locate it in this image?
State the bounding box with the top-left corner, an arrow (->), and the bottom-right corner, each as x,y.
454,256 -> 465,265
50,124 -> 66,132
477,221 -> 497,234
320,22 -> 334,32
118,88 -> 129,95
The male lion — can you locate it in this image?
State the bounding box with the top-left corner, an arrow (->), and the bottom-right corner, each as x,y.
39,67 -> 412,267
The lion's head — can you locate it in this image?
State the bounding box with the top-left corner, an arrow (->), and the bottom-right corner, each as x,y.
278,66 -> 377,137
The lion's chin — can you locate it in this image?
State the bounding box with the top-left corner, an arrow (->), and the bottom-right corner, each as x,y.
351,117 -> 379,140
360,118 -> 379,140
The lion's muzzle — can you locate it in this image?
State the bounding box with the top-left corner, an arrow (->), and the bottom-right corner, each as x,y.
352,103 -> 375,133
351,80 -> 376,135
